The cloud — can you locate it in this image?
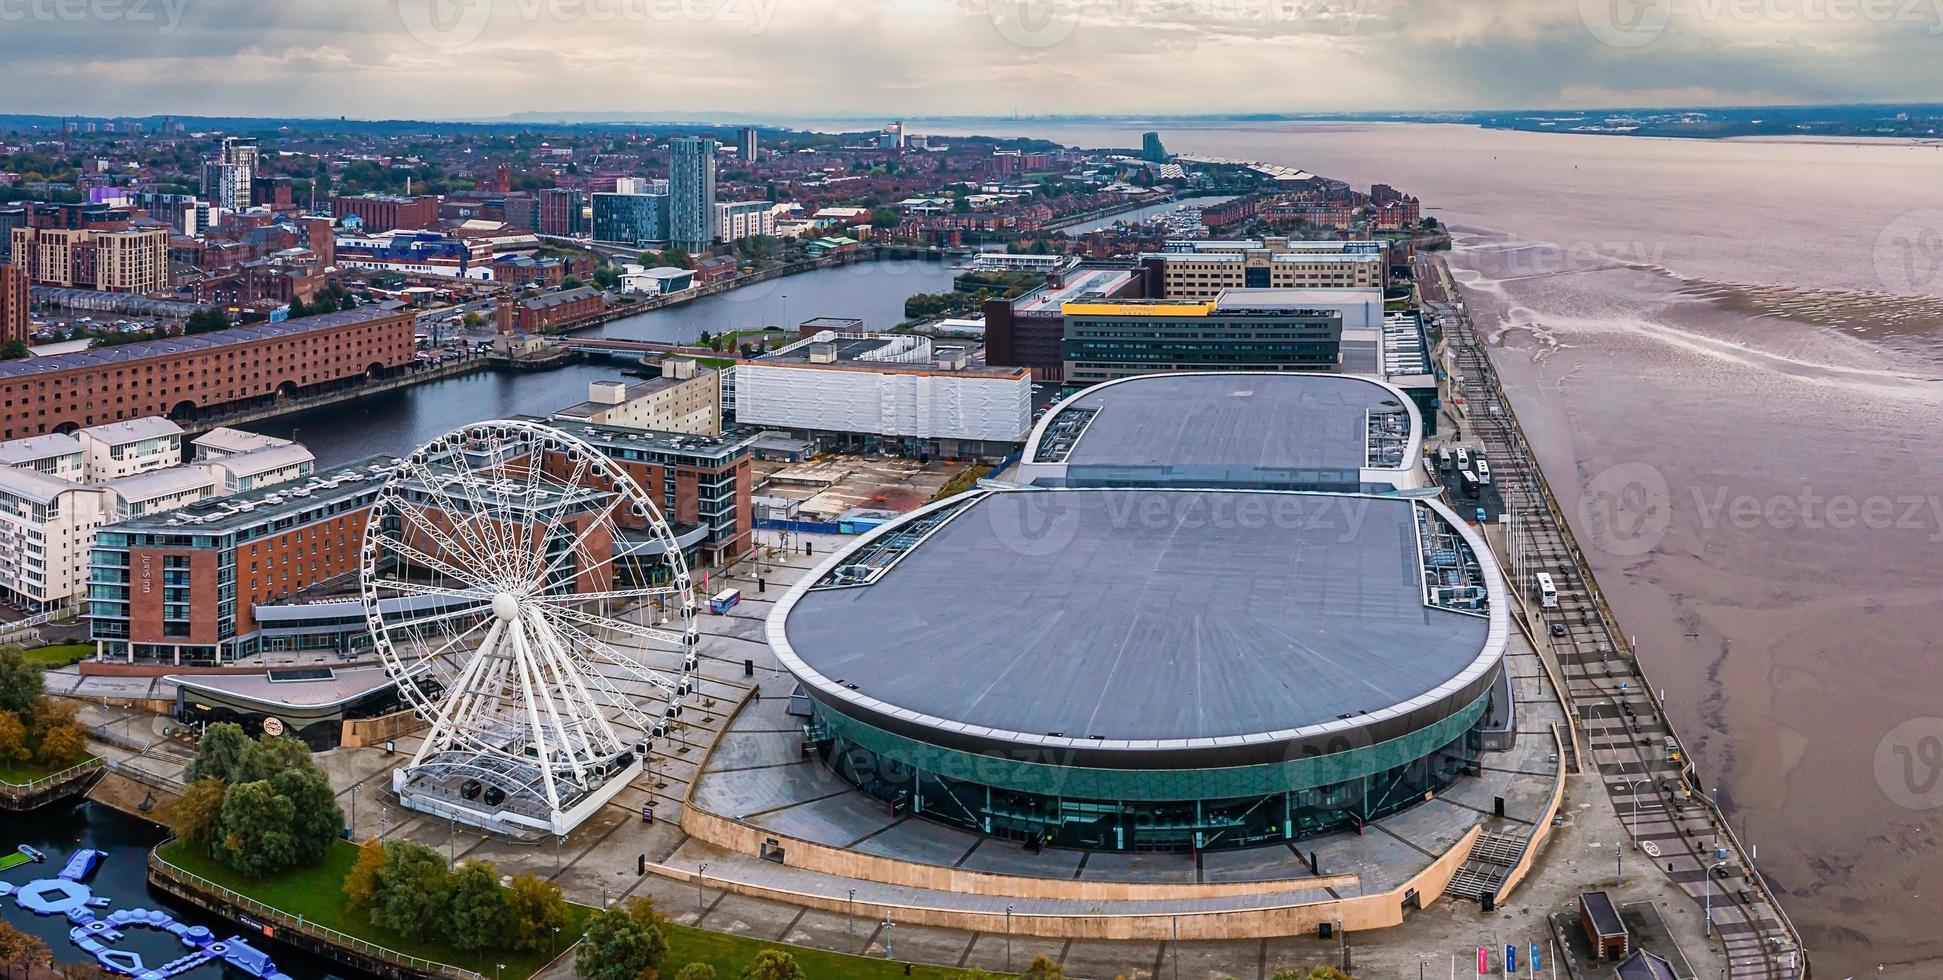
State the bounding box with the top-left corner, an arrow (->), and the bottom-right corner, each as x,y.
0,0 -> 1936,117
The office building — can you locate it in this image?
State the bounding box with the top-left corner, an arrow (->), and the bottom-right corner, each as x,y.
591,191 -> 669,247
551,361 -> 721,436
0,260 -> 27,347
738,127 -> 759,162
714,200 -> 774,243
539,188 -> 586,237
1061,298 -> 1343,385
668,136 -> 718,253
983,267 -> 1143,382
1141,131 -> 1167,163
734,332 -> 1032,461
1140,238 -> 1388,299
529,416 -> 757,565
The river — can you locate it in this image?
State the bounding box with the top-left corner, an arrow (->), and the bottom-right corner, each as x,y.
241,259 -> 958,467
916,119 -> 1943,977
0,801 -> 340,977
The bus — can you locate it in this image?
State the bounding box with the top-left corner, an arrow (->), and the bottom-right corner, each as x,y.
1436,445 -> 1453,470
1454,447 -> 1472,472
1458,469 -> 1480,499
1534,572 -> 1559,609
1476,458 -> 1493,484
708,588 -> 742,614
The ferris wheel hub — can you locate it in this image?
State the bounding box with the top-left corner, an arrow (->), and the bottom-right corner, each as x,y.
492,591 -> 521,623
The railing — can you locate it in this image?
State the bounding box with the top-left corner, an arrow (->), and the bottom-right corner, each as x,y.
148,843 -> 486,980
0,756 -> 103,796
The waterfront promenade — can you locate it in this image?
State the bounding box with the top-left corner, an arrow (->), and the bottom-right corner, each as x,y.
1429,254 -> 1807,979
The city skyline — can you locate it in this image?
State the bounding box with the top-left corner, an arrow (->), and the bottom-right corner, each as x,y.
1,0 -> 1941,119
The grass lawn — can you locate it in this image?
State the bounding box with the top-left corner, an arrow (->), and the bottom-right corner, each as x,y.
0,754 -> 97,786
663,921 -> 999,979
159,839 -> 589,980
20,642 -> 94,667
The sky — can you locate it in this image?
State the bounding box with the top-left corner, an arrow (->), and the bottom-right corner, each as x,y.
3,0 -> 1942,119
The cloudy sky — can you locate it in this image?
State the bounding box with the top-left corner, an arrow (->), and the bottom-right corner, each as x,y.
4,0 -> 1940,119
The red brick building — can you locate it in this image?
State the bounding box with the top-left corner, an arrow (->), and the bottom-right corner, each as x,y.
0,306 -> 414,440
517,286 -> 606,332
0,261 -> 28,347
330,194 -> 440,233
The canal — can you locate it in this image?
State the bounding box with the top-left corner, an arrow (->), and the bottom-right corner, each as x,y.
241,259 -> 958,468
1,800 -> 341,978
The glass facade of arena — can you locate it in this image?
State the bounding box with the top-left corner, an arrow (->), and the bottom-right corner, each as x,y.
810,690 -> 1490,852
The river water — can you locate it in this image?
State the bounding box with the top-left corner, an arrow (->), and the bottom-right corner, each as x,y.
921,119 -> 1943,977
0,801 -> 338,977
243,260 -> 957,467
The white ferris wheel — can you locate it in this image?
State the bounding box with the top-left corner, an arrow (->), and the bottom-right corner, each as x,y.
360,419 -> 699,836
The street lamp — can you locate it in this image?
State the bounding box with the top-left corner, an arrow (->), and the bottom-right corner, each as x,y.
1628,777 -> 1653,848
848,887 -> 856,936
698,861 -> 710,918
882,917 -> 894,960
1005,905 -> 1013,972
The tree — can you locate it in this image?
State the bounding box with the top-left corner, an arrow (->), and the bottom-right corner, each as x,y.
462,311 -> 485,329
505,874 -> 572,953
269,766 -> 343,865
0,919 -> 52,977
29,697 -> 88,767
560,275 -> 585,290
1020,955 -> 1063,980
243,734 -> 313,782
575,901 -> 666,980
215,779 -> 299,877
444,860 -> 510,951
591,266 -> 619,290
343,837 -> 387,913
675,965 -> 717,980
0,338 -> 27,360
165,778 -> 228,847
0,711 -> 27,765
0,647 -> 43,715
371,840 -> 453,940
183,307 -> 229,335
736,949 -> 805,980
185,722 -> 255,783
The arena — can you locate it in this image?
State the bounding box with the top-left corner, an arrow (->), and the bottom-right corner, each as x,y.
768,482 -> 1508,853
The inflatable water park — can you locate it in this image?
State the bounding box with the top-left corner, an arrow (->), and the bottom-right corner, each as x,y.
0,845 -> 292,980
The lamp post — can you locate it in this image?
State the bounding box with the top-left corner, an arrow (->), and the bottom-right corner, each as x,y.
1628,777 -> 1652,848
882,917 -> 894,960
697,861 -> 710,919
1005,905 -> 1013,972
1704,860 -> 1728,937
847,887 -> 856,936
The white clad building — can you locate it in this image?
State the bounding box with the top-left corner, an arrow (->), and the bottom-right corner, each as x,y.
714,200 -> 775,243
199,443 -> 316,493
77,417 -> 183,480
0,433 -> 85,481
733,333 -> 1031,461
0,467 -> 108,613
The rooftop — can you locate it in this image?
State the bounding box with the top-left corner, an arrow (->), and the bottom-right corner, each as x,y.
778,488 -> 1497,745
170,665 -> 402,710
120,454 -> 398,536
1014,268 -> 1139,314
0,307 -> 406,382
204,443 -> 316,479
1211,287 -> 1383,313
552,373 -> 712,421
79,415 -> 182,445
515,415 -> 759,461
102,466 -> 217,503
1024,372 -> 1419,481
0,433 -> 83,465
193,427 -> 293,456
0,465 -> 82,504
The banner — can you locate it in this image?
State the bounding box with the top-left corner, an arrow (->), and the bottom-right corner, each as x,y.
1476,946 -> 1488,976
1530,943 -> 1542,973
1506,944 -> 1517,974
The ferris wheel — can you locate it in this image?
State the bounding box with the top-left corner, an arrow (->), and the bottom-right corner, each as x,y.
360,419 -> 699,836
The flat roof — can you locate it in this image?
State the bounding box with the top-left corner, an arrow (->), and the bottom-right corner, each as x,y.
124,454 -> 396,535
1212,287 -> 1382,312
170,665 -> 400,710
0,307 -> 405,381
778,488 -> 1493,745
1014,268 -> 1139,314
1029,373 -> 1415,475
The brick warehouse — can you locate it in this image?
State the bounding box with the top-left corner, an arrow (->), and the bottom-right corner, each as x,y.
0,306 -> 415,440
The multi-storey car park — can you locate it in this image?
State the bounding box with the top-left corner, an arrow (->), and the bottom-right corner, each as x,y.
768,372 -> 1508,853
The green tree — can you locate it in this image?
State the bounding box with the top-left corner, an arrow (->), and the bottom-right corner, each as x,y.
1020,955 -> 1063,979
560,275 -> 585,290
164,778 -> 227,847
591,266 -> 619,290
29,698 -> 89,767
242,734 -> 313,782
342,837 -> 387,913
575,901 -> 666,980
736,949 -> 806,980
462,311 -> 485,329
269,766 -> 343,865
184,722 -> 255,783
183,307 -> 229,334
443,860 -> 510,951
371,840 -> 453,940
675,965 -> 717,980
661,247 -> 692,269
215,780 -> 299,877
0,647 -> 43,715
505,873 -> 572,953
0,338 -> 27,360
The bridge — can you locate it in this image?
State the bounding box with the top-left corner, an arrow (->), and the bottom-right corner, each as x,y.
554,337 -> 742,361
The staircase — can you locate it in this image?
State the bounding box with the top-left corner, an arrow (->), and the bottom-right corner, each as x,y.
1446,830 -> 1525,900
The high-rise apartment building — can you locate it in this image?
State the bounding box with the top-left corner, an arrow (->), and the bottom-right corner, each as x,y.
201,136 -> 258,211
9,227 -> 169,294
668,137 -> 717,253
0,261 -> 27,348
591,192 -> 669,247
738,127 -> 759,162
538,188 -> 585,237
